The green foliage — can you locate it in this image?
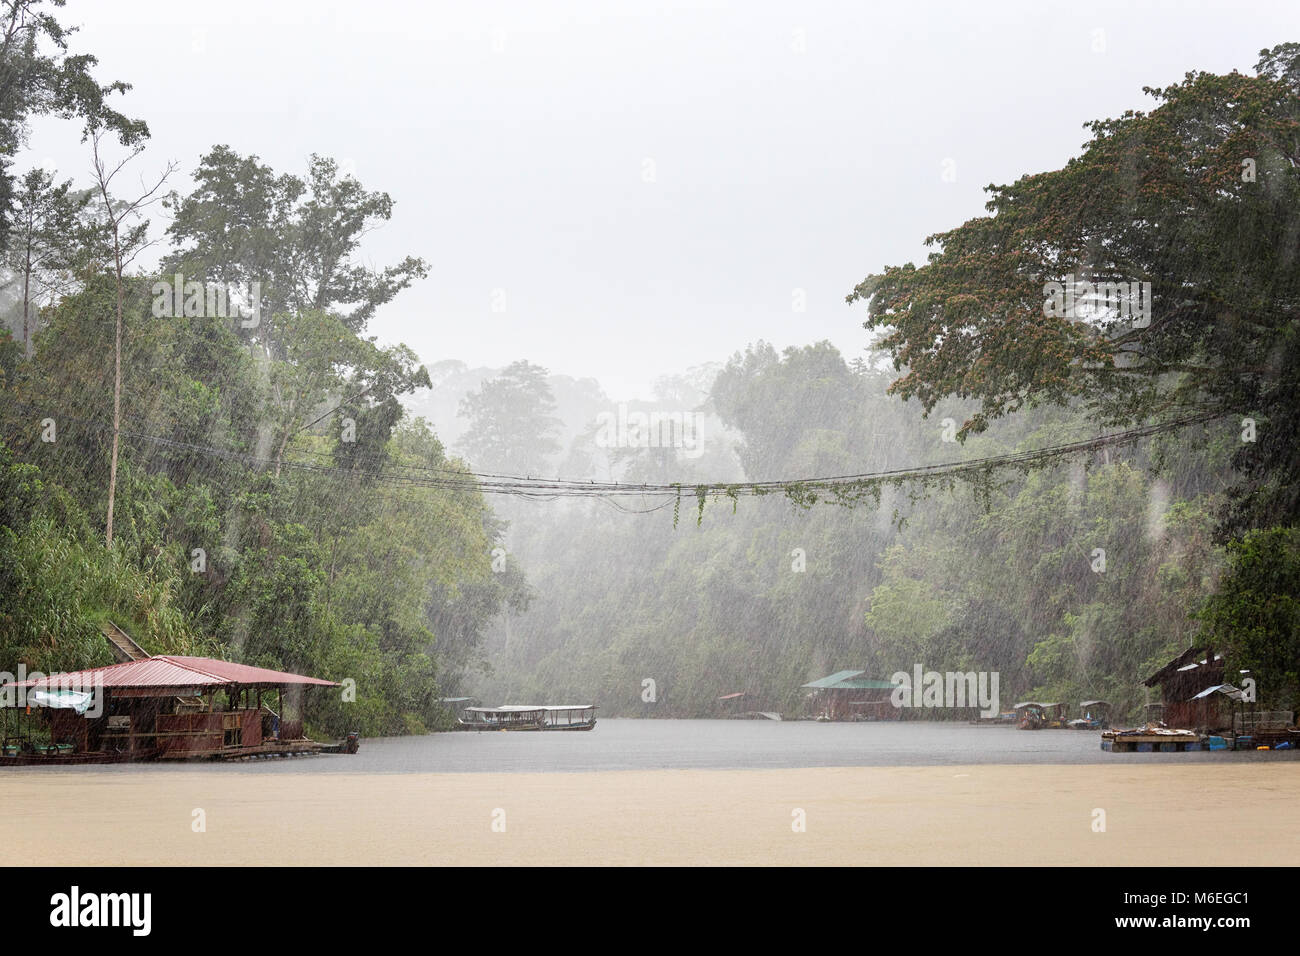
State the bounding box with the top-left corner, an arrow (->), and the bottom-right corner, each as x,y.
0,327 -> 18,385
0,0 -> 148,246
1199,527 -> 1300,709
0,444 -> 197,673
162,147 -> 428,337
0,149 -> 514,738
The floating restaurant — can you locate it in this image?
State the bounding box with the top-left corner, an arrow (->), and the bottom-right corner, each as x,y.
0,654 -> 356,764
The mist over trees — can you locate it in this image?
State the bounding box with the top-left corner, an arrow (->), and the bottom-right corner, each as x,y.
457,360 -> 563,475
477,46 -> 1300,716
476,343 -> 1233,718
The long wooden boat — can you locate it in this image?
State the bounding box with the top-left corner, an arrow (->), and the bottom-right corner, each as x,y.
537,705 -> 597,731
456,706 -> 547,731
455,705 -> 597,732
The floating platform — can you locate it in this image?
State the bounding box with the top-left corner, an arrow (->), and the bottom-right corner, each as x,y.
1102,733 -> 1204,753
0,748 -> 157,766
1102,726 -> 1300,753
157,738 -> 333,760
2,733 -> 359,765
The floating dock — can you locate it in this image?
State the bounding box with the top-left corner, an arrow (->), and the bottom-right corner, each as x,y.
1101,730 -> 1204,752
1102,727 -> 1300,752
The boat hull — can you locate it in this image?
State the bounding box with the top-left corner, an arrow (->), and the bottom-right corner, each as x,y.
543,720 -> 596,731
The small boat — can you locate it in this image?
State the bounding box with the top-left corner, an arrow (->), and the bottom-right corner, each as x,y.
456,707 -> 547,731
319,732 -> 361,754
536,705 -> 597,731
1068,700 -> 1112,730
455,705 -> 597,732
1014,702 -> 1068,730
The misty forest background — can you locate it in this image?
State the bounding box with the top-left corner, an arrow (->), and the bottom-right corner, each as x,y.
1,2 -> 1297,733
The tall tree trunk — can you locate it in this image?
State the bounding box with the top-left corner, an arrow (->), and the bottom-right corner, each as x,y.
273,395 -> 298,478
273,415 -> 292,478
21,246 -> 31,359
106,235 -> 124,549
91,137 -> 175,549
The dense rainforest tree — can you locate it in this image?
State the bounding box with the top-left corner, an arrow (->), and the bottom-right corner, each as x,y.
0,0 -> 146,246
0,133 -> 517,732
160,149 -> 433,476
2,166 -> 89,356
163,147 -> 429,341
711,341 -> 865,479
1200,528 -> 1300,710
846,44 -> 1300,703
850,44 -> 1299,535
457,360 -> 563,475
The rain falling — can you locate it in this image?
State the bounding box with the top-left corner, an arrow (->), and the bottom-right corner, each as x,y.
0,0 -> 1295,932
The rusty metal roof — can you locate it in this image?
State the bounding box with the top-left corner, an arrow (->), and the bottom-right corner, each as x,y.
163,657 -> 337,687
1190,683 -> 1245,701
1143,645 -> 1223,686
5,656 -> 337,690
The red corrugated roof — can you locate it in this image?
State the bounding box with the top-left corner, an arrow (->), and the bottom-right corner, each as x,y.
7,656 -> 337,689
161,657 -> 337,687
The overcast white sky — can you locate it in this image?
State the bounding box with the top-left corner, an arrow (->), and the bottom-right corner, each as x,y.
23,0 -> 1298,398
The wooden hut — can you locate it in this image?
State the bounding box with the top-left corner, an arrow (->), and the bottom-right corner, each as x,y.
1,655 -> 347,763
1142,646 -> 1225,729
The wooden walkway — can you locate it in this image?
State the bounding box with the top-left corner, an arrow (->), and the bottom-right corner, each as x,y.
101,621 -> 149,662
